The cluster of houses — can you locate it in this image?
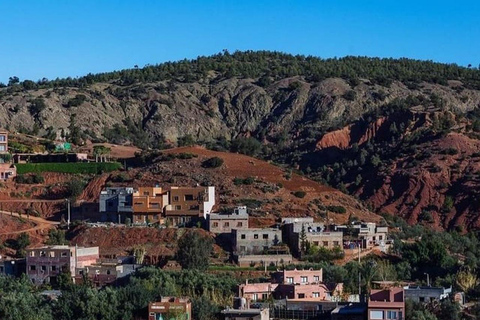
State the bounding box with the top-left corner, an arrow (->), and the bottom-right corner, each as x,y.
207,208 -> 389,265
98,185 -> 215,226
222,279 -> 464,320
1,245 -> 140,287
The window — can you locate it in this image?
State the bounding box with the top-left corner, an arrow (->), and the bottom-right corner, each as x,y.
262,234 -> 269,239
286,277 -> 294,284
143,191 -> 150,196
300,276 -> 308,283
30,265 -> 36,271
298,293 -> 305,298
262,293 -> 268,300
224,222 -> 230,227
313,241 -> 319,246
78,270 -> 84,275
237,222 -> 243,227
312,292 -> 320,298
61,252 -> 68,257
29,251 -> 35,257
333,241 -> 339,246
41,265 -> 47,271
185,194 -> 194,201
240,246 -> 246,252
370,310 -> 384,319
387,311 -> 397,319
0,146 -> 5,151
379,235 -> 383,240
252,294 -> 258,301
0,135 -> 5,141
0,267 -> 4,273
49,251 -> 55,257
175,205 -> 182,210
173,196 -> 179,202
254,234 -> 259,239
313,276 -> 320,282
40,251 -> 46,257
150,203 -> 160,208
323,241 -> 328,247
51,266 -> 57,271
212,222 -> 218,227
241,234 -> 246,239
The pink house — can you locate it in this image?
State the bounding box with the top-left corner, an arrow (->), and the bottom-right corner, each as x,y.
239,282 -> 278,302
368,288 -> 404,320
274,268 -> 323,284
238,269 -> 343,302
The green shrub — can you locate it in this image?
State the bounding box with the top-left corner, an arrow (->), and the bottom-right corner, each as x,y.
233,177 -> 255,185
16,173 -> 44,184
202,157 -> 224,168
16,162 -> 121,174
65,94 -> 87,107
342,90 -> 356,101
327,205 -> 347,214
177,152 -> 198,159
293,191 -> 307,198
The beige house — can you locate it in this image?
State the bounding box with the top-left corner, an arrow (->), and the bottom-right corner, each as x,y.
208,206 -> 248,234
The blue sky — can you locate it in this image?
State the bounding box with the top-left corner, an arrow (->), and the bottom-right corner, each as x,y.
0,1 -> 479,83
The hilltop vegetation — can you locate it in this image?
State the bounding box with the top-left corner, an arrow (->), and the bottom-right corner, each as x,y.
3,51 -> 480,89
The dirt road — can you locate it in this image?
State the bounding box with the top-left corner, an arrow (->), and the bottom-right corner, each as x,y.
0,211 -> 59,236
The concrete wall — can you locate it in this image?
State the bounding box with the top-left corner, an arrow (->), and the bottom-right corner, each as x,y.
237,254 -> 293,267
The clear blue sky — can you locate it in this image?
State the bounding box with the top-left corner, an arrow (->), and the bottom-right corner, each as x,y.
1,0 -> 479,83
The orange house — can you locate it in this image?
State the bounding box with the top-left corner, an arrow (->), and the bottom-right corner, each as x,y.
132,187 -> 168,224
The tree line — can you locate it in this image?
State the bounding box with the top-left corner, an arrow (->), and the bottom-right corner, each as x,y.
2,51 -> 480,90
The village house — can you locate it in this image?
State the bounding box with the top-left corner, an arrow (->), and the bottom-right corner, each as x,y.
332,222 -> 388,249
0,163 -> 16,180
232,228 -> 282,255
99,187 -> 134,223
0,256 -> 25,277
98,185 -> 216,226
26,245 -> 99,285
238,269 -> 344,303
132,186 -> 167,224
208,206 -> 249,234
404,285 -> 451,303
75,256 -> 141,287
368,288 -> 404,320
148,297 -> 192,320
0,129 -> 8,153
164,186 -> 215,225
282,218 -> 343,256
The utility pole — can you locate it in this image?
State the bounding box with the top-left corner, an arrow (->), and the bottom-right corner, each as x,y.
65,199 -> 71,228
424,273 -> 430,287
358,242 -> 361,299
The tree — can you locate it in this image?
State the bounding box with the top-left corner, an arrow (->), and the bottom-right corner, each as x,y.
455,268 -> 478,293
201,157 -> 224,168
300,224 -> 308,255
8,76 -> 19,86
177,231 -> 213,271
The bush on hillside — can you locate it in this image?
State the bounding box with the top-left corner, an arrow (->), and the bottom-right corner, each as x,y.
202,157 -> 224,168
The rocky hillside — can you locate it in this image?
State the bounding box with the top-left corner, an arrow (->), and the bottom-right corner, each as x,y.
2,51 -> 480,230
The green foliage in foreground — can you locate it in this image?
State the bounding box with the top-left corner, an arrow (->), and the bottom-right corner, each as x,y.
0,267 -> 237,320
16,162 -> 122,174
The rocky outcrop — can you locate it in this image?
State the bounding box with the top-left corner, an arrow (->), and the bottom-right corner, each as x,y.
1,77 -> 479,146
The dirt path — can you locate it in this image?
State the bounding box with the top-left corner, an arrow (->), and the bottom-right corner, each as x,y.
0,211 -> 59,236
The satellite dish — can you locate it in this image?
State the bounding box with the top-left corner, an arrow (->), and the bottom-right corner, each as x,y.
294,218 -> 298,223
